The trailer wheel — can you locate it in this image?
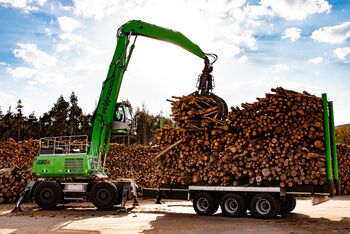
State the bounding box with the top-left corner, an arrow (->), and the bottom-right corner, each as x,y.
250,193 -> 280,219
34,181 -> 63,210
193,193 -> 218,216
220,193 -> 247,217
280,195 -> 296,214
90,182 -> 118,210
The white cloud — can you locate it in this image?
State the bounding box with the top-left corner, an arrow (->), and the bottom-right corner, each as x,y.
311,21 -> 350,44
260,0 -> 332,20
0,0 -> 47,11
281,27 -> 301,41
44,27 -> 52,37
0,61 -> 7,66
334,47 -> 350,60
13,43 -> 57,69
0,0 -> 27,9
57,16 -> 81,33
56,44 -> 70,52
73,0 -> 123,20
73,60 -> 104,73
59,33 -> 84,43
0,90 -> 16,110
6,67 -> 37,79
36,0 -> 47,6
238,55 -> 248,63
271,64 -> 290,72
308,57 -> 324,64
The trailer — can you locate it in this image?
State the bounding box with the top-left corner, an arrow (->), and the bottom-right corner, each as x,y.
142,182 -> 336,219
140,93 -> 340,219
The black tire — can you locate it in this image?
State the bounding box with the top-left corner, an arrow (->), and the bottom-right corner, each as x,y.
193,193 -> 219,216
90,182 -> 118,210
220,193 -> 247,217
250,193 -> 280,219
34,181 -> 63,210
280,195 -> 296,214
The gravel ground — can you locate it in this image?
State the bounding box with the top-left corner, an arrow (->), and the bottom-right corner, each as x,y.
0,196 -> 349,234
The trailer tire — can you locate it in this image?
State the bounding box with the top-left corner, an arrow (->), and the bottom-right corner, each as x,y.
34,181 -> 63,210
193,193 -> 218,216
250,193 -> 280,219
90,182 -> 118,210
280,195 -> 296,214
220,193 -> 247,217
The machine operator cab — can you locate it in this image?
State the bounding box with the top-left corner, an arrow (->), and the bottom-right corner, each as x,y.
112,102 -> 134,135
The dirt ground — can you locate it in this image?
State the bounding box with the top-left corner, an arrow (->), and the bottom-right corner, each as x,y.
0,196 -> 350,234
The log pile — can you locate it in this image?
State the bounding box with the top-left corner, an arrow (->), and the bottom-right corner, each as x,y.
0,139 -> 38,203
169,94 -> 225,130
337,144 -> 350,194
157,87 -> 328,188
106,144 -> 160,187
0,167 -> 32,203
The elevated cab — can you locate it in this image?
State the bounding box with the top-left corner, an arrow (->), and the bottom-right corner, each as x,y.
111,102 -> 133,135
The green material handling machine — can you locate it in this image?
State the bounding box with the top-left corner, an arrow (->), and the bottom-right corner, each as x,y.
13,20 -> 227,211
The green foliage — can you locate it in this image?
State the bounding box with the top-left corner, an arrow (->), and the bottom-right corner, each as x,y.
336,125 -> 350,145
0,92 -> 92,141
0,93 -> 169,144
133,105 -> 173,145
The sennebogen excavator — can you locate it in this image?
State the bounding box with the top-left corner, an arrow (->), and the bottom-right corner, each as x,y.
13,20 -> 227,211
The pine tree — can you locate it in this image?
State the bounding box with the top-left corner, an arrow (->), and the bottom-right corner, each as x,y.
2,107 -> 15,140
68,92 -> 83,135
39,111 -> 53,137
27,112 -> 40,139
80,113 -> 92,136
15,99 -> 24,141
48,95 -> 70,136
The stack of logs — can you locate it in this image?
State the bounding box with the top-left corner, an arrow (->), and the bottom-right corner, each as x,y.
337,144 -> 350,194
0,139 -> 38,203
106,144 -> 160,187
157,87 -> 328,188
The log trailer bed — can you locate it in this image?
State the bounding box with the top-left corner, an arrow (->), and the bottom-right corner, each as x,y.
140,93 -> 340,219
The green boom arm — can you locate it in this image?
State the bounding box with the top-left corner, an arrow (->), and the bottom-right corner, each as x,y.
88,20 -> 208,163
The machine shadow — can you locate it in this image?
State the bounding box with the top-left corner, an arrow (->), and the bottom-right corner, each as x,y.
141,210 -> 350,234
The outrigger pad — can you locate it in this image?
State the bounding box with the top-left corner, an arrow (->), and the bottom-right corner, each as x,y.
312,195 -> 329,206
12,181 -> 38,212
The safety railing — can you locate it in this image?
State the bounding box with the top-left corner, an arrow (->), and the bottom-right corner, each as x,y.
39,135 -> 88,156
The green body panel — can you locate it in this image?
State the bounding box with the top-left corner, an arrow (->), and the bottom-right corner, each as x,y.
88,19 -> 207,165
32,154 -> 91,177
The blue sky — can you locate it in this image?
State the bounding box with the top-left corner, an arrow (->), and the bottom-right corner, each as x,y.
0,0 -> 349,124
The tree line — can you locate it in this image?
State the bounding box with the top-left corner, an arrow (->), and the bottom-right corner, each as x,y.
336,125 -> 350,145
0,92 -> 172,145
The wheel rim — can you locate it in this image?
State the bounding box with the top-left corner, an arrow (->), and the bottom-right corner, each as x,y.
224,198 -> 238,214
41,189 -> 53,200
97,188 -> 109,201
196,198 -> 209,212
256,198 -> 271,215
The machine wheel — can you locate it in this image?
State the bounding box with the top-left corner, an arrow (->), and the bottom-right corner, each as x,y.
90,182 -> 118,210
250,193 -> 280,219
280,195 -> 296,214
34,181 -> 63,210
220,193 -> 247,217
193,193 -> 218,216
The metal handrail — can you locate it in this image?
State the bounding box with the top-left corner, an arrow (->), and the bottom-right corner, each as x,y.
39,135 -> 88,156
